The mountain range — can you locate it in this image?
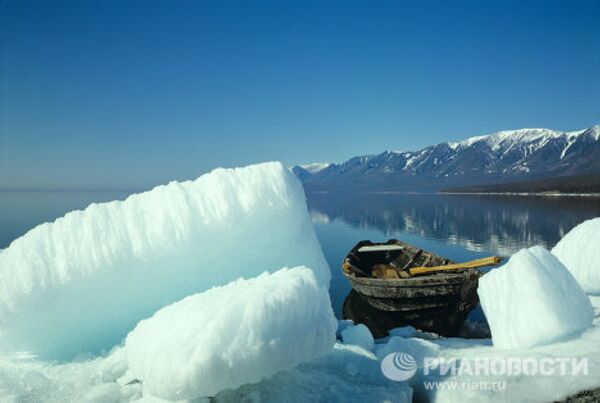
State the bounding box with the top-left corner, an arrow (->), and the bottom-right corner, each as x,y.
292,125 -> 600,191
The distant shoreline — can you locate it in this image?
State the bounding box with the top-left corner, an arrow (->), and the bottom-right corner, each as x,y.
440,173 -> 600,196
441,191 -> 600,197
305,189 -> 600,197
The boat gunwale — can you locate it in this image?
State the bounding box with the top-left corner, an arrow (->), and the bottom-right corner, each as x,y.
342,269 -> 478,287
342,239 -> 482,285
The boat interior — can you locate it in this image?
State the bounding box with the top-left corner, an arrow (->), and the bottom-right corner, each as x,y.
344,240 -> 450,278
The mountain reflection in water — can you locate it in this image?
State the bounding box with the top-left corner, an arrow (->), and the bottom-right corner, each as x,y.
306,192 -> 600,257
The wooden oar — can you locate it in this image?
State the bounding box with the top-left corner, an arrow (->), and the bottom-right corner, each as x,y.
409,256 -> 502,276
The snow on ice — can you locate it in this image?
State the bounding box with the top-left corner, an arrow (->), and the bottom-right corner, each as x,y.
0,346 -> 132,402
336,319 -> 354,339
552,217 -> 600,294
212,343 -> 413,403
341,323 -> 375,352
388,326 -> 418,339
478,246 -> 594,349
393,314 -> 600,402
0,162 -> 329,360
374,335 -> 440,363
0,342 -> 415,403
125,267 -> 336,401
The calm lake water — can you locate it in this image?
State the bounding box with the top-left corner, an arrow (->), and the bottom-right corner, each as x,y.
1,190 -> 599,317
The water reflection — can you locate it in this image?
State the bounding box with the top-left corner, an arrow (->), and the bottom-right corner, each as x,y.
306,192 -> 600,256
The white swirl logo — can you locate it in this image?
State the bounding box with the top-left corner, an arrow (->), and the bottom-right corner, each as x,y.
381,352 -> 418,381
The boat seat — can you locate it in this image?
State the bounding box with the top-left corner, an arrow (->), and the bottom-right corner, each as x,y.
358,245 -> 404,253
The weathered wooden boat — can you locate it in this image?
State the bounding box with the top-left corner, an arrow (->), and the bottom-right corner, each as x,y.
342,239 -> 501,336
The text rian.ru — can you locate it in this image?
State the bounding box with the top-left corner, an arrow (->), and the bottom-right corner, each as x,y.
423,380 -> 507,392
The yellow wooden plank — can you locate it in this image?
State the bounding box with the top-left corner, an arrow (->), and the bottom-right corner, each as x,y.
409,256 -> 502,276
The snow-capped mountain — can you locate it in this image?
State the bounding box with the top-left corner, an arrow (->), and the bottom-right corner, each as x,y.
293,125 -> 600,191
301,162 -> 331,174
291,163 -> 332,181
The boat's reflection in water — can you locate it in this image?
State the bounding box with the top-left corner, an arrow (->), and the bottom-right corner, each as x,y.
342,290 -> 490,339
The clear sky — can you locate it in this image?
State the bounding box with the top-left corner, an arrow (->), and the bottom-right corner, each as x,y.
1,0 -> 599,190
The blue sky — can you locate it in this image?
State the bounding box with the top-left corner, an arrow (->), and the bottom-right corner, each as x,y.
1,0 -> 599,190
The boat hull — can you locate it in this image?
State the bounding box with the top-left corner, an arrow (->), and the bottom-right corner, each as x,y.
342,268 -> 481,312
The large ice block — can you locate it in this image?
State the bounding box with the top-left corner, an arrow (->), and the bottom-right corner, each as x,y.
0,162 -> 330,359
125,266 -> 336,400
478,246 -> 594,349
552,217 -> 600,294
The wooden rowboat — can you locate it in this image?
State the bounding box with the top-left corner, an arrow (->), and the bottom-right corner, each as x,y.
342,239 -> 501,336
